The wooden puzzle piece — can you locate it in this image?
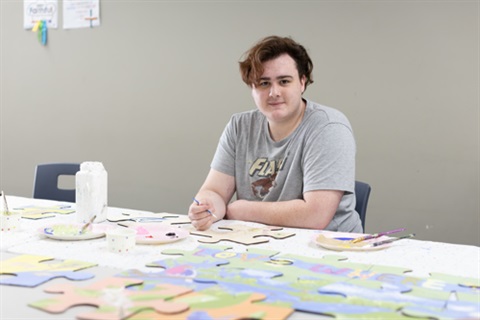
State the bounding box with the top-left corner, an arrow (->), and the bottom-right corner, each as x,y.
108,212 -> 191,225
0,254 -> 96,287
129,286 -> 293,320
29,277 -> 192,319
14,205 -> 75,219
188,224 -> 295,245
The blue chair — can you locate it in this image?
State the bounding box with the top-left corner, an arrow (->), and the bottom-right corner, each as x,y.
355,180 -> 371,231
33,163 -> 80,202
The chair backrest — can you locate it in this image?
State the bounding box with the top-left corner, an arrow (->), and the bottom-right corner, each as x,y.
33,163 -> 80,202
355,180 -> 371,231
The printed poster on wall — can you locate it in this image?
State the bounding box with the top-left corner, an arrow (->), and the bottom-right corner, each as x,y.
63,0 -> 100,29
23,0 -> 58,29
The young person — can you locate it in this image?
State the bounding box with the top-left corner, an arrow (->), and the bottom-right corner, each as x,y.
188,35 -> 362,233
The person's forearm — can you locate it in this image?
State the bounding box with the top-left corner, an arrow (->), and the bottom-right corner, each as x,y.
226,191 -> 341,229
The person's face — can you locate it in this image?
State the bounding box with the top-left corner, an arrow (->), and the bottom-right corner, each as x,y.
251,54 -> 306,125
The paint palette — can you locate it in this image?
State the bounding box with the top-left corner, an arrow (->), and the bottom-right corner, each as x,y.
314,234 -> 392,251
40,223 -> 108,241
127,224 -> 189,244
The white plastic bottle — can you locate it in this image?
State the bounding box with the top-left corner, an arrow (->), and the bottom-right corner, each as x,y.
75,161 -> 108,223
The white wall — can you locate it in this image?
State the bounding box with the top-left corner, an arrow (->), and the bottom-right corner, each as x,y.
1,1 -> 478,245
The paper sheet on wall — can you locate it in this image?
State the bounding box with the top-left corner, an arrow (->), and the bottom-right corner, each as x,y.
63,0 -> 100,29
23,0 -> 58,29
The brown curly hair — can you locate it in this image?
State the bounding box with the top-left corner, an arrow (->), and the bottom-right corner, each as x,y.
239,36 -> 314,90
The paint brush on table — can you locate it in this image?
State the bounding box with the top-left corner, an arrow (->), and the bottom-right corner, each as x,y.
351,228 -> 406,243
1,190 -> 10,214
192,198 -> 218,219
366,233 -> 416,247
79,215 -> 96,235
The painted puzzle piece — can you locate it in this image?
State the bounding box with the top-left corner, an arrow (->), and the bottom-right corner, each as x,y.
186,249 -> 408,314
146,245 -> 232,277
144,245 -> 480,319
29,276 -> 192,319
108,212 -> 191,225
400,273 -> 480,320
319,282 -> 480,320
188,224 -> 295,245
209,251 -> 480,317
129,286 -> 293,320
14,205 -> 75,219
0,254 -> 96,287
145,246 -> 354,313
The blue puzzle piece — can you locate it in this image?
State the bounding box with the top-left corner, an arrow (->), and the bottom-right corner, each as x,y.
1,271 -> 94,287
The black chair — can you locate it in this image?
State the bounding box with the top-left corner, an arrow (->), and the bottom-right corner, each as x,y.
355,180 -> 371,231
33,163 -> 80,202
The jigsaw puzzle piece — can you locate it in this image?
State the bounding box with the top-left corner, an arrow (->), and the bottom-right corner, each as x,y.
1,270 -> 94,287
188,224 -> 295,245
402,300 -> 480,320
108,212 -> 191,225
146,245 -> 232,277
30,277 -> 192,319
14,205 -> 75,219
130,286 -> 293,320
400,273 -> 480,320
117,268 -> 215,293
317,281 -> 480,319
0,254 -> 96,287
429,272 -> 480,294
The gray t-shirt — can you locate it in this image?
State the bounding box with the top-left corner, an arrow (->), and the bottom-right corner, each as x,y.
211,99 -> 362,233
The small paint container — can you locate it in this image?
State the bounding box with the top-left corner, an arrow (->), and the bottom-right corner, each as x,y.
105,228 -> 136,253
0,212 -> 21,232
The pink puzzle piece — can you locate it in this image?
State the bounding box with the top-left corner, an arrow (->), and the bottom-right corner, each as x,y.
29,277 -> 192,319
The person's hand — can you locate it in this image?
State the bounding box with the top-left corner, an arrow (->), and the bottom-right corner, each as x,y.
188,198 -> 216,231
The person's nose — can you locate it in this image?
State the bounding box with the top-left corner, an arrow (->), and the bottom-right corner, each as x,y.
269,84 -> 280,97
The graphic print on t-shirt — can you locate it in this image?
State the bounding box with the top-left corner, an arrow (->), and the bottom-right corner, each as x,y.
249,157 -> 286,199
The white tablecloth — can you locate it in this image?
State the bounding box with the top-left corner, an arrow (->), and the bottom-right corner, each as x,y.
2,196 -> 479,279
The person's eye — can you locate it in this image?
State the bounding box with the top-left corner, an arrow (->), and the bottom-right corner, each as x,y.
259,81 -> 270,87
280,79 -> 290,85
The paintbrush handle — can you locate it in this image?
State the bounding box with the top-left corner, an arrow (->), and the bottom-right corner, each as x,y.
192,198 -> 218,219
79,215 -> 96,234
371,233 -> 415,247
352,227 -> 406,243
377,228 -> 406,237
1,191 -> 9,213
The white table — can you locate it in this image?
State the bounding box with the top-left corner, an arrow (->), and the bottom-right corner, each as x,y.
1,196 -> 479,319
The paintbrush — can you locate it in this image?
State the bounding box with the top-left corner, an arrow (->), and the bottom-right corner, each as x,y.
366,233 -> 416,248
1,191 -> 10,215
79,215 -> 96,234
192,198 -> 218,219
351,228 -> 406,243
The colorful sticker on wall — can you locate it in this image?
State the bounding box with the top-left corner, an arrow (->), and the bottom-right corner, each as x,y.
23,0 -> 58,29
